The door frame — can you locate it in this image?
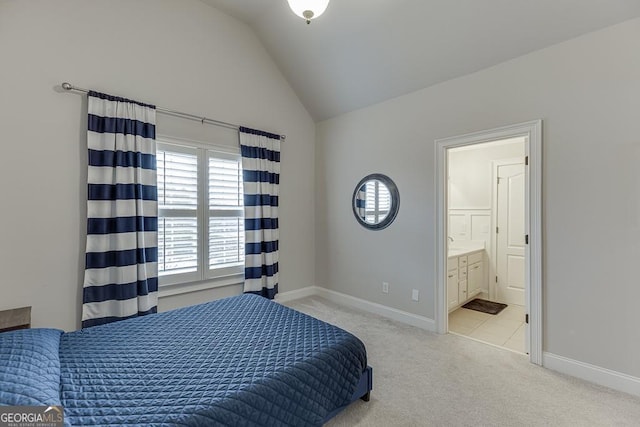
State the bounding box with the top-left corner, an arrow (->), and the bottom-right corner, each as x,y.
490,157 -> 525,302
435,120 -> 542,365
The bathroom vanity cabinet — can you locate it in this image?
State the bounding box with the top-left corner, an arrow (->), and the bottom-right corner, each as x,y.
447,249 -> 485,311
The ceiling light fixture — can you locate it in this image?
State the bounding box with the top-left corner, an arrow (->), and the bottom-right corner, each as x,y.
287,0 -> 330,24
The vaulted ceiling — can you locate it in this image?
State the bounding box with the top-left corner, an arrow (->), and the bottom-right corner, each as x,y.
201,0 -> 640,121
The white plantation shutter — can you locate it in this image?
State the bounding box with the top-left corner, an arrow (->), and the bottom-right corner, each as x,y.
158,148 -> 198,276
157,140 -> 244,287
364,179 -> 391,224
365,180 -> 376,224
209,218 -> 244,267
158,151 -> 198,209
208,155 -> 244,270
209,157 -> 243,207
158,217 -> 198,273
378,182 -> 391,221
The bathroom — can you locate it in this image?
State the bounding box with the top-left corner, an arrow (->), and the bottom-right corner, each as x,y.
446,137 -> 527,353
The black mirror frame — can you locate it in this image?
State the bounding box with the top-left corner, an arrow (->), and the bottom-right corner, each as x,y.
352,173 -> 400,231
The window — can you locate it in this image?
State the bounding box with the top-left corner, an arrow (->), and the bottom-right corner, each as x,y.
157,140 -> 244,286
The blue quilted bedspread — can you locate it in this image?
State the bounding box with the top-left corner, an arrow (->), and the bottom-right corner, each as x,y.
54,294 -> 366,426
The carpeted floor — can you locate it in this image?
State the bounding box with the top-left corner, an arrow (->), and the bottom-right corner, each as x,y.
284,296 -> 640,426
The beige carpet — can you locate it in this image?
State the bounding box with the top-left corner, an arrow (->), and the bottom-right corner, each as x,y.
284,297 -> 640,427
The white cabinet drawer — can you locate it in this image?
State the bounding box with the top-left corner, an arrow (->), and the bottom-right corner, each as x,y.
447,257 -> 458,271
468,262 -> 481,272
468,251 -> 483,265
458,256 -> 468,268
458,267 -> 467,280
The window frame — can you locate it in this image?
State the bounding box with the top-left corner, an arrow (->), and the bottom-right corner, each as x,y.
351,173 -> 400,231
157,136 -> 244,289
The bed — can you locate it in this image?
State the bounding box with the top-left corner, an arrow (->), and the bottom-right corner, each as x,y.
0,294 -> 372,426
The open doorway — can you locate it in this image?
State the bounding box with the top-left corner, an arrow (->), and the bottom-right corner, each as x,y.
447,140 -> 526,353
435,121 -> 542,365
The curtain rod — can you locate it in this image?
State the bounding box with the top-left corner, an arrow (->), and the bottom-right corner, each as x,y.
60,82 -> 286,140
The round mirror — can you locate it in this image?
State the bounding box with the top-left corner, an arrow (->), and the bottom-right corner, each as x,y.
352,174 -> 400,230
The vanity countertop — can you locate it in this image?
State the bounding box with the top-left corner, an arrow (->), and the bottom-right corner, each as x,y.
448,243 -> 485,258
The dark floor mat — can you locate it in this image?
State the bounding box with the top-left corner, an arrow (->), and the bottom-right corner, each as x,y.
462,298 -> 507,315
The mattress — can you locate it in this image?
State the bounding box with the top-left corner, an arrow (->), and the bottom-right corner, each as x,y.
0,294 -> 368,426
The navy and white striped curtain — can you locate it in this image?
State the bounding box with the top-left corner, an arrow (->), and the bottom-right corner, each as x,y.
355,184 -> 367,220
82,91 -> 158,328
240,127 -> 280,299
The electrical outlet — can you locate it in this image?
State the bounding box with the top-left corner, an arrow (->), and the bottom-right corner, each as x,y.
382,282 -> 389,294
412,289 -> 419,301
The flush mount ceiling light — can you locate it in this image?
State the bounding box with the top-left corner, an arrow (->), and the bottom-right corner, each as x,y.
287,0 -> 330,24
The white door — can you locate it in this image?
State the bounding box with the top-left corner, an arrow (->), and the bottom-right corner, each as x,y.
496,162 -> 525,306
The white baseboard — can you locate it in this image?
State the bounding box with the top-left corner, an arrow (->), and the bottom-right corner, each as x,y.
274,286 -> 318,303
543,352 -> 640,398
277,285 -> 436,332
315,288 -> 436,331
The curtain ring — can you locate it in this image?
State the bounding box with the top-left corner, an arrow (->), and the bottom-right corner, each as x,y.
201,117 -> 206,124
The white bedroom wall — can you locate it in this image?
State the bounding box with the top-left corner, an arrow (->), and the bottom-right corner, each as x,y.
0,0 -> 315,331
316,18 -> 640,378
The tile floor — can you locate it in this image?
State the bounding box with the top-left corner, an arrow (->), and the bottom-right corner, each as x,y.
448,304 -> 526,353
